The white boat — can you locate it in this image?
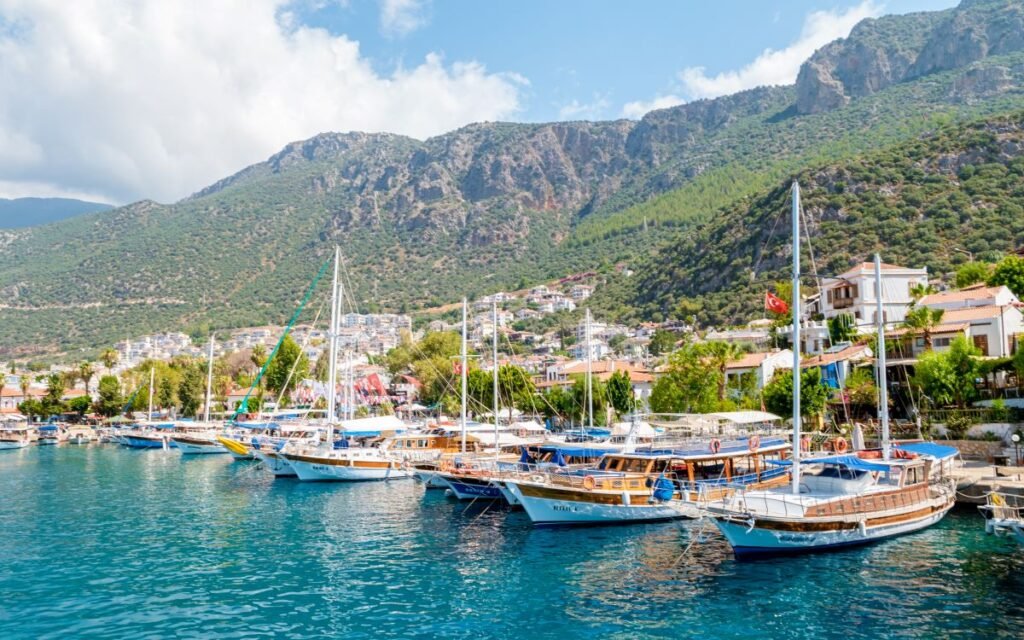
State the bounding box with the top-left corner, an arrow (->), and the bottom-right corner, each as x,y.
284,444 -> 412,482
65,425 -> 96,444
707,186 -> 956,558
980,492 -> 1024,545
171,422 -> 230,455
35,424 -> 65,445
0,424 -> 32,450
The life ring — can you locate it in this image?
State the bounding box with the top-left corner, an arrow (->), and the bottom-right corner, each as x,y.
583,476 -> 596,491
800,435 -> 811,452
709,439 -> 722,454
748,435 -> 761,452
834,437 -> 848,454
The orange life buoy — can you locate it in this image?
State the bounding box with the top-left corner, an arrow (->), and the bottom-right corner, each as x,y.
583,475 -> 596,491
834,437 -> 848,454
709,439 -> 722,454
800,435 -> 812,452
748,435 -> 761,451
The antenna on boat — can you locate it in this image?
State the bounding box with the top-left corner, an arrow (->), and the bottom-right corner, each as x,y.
148,366 -> 155,423
204,334 -> 215,424
791,181 -> 802,496
586,307 -> 593,433
326,246 -> 341,444
461,297 -> 468,454
492,298 -> 500,463
874,254 -> 891,461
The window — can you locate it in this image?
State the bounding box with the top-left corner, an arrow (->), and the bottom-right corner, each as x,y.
934,337 -> 951,348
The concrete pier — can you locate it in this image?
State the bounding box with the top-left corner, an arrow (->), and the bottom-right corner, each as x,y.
953,461 -> 1024,504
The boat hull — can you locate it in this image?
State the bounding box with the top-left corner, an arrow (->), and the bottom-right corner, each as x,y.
36,438 -> 60,446
437,473 -> 503,500
120,435 -> 169,449
284,454 -> 412,482
504,481 -> 696,525
172,437 -> 229,455
413,469 -> 449,488
0,440 -> 30,450
714,496 -> 954,559
67,436 -> 93,445
253,449 -> 297,477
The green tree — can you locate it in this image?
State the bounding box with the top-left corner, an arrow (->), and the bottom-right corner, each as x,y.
570,375 -> 607,425
912,335 -> 980,408
94,375 -> 124,417
843,367 -> 878,407
100,348 -> 119,373
647,330 -> 678,357
18,398 -> 45,420
42,373 -> 67,415
956,261 -> 992,288
988,255 -> 1024,298
647,340 -> 720,413
158,376 -> 176,410
264,335 -> 310,397
78,362 -> 96,397
702,341 -> 743,402
606,369 -> 636,417
178,363 -> 206,417
827,313 -> 857,344
313,345 -> 330,382
68,395 -> 91,417
497,364 -> 536,421
902,305 -> 945,350
762,367 -> 830,421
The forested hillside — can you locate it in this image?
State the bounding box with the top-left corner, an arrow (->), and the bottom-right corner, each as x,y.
592,111 -> 1024,325
2,0 -> 1024,357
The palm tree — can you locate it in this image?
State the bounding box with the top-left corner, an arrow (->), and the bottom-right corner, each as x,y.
18,372 -> 31,402
701,341 -> 743,402
902,306 -> 945,351
100,348 -> 118,373
79,362 -> 96,397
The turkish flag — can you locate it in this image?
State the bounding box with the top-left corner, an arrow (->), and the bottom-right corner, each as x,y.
765,291 -> 789,314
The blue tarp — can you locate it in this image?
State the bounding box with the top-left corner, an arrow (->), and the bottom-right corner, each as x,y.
640,437 -> 788,458
768,454 -> 893,472
552,449 -> 568,467
896,442 -> 959,461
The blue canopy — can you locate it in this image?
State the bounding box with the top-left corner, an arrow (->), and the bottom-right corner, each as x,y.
537,445 -> 618,459
896,442 -> 958,461
38,425 -> 58,432
768,455 -> 893,473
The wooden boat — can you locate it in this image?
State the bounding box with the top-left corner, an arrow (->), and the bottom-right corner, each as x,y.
500,437 -> 790,526
707,190 -> 956,558
0,424 -> 32,450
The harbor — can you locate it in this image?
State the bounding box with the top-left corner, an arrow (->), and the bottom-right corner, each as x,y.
1,444 -> 1022,639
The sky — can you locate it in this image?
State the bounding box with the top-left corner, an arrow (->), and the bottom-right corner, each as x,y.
0,0 -> 958,205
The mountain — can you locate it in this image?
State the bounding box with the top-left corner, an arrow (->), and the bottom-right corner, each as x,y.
2,0 -> 1024,358
593,110 -> 1024,326
0,197 -> 113,229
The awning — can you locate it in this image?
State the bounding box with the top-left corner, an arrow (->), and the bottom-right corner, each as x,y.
536,444 -> 620,458
706,410 -> 782,424
768,454 -> 893,472
896,442 -> 958,461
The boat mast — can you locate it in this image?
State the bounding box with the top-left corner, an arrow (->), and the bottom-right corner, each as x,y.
492,299 -> 500,463
460,297 -> 468,454
874,254 -> 891,461
203,334 -> 215,423
326,247 -> 340,444
790,181 -> 802,495
148,366 -> 155,422
586,307 -> 593,432
346,350 -> 353,420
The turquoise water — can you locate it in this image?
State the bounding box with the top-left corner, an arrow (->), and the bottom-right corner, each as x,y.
1,446 -> 1023,639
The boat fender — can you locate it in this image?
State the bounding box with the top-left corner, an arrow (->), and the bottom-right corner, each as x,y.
621,492 -> 631,506
858,519 -> 867,536
709,438 -> 722,454
583,475 -> 596,491
834,437 -> 848,454
748,435 -> 761,452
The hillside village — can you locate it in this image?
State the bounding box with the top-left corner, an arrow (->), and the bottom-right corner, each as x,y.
5,253 -> 1024,428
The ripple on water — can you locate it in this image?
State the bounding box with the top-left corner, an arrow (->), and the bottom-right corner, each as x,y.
1,446 -> 1023,639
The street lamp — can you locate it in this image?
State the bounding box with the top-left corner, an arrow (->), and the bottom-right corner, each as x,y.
1013,433 -> 1021,467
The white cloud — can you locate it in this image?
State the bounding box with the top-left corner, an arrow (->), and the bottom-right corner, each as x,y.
621,94 -> 684,119
379,0 -> 429,37
679,1 -> 881,100
557,95 -> 610,121
0,0 -> 522,203
620,0 -> 881,118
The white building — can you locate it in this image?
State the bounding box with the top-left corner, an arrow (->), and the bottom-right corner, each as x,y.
819,262 -> 928,328
725,350 -> 794,391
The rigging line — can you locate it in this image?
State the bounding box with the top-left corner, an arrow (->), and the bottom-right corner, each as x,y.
750,199 -> 786,278
230,253 -> 333,421
272,297 -> 326,413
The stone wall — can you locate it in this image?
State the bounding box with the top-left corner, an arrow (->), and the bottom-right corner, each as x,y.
941,439 -> 1006,461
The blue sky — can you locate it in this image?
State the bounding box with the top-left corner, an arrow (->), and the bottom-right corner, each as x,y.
296,0 -> 959,122
0,0 -> 961,203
